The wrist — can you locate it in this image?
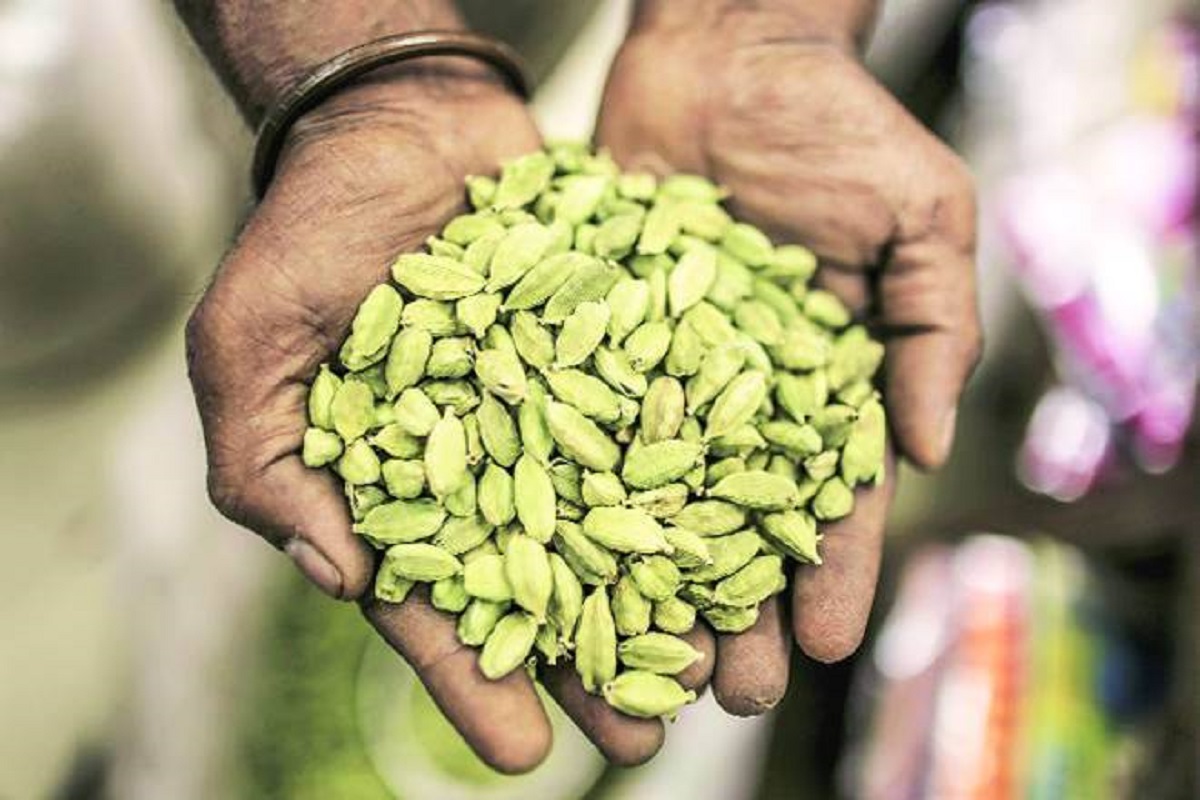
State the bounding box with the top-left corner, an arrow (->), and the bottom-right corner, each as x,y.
628,0 -> 874,53
174,0 -> 470,122
272,63 -> 534,190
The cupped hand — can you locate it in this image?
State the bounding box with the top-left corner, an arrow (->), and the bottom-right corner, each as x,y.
184,67 -> 710,772
597,11 -> 980,713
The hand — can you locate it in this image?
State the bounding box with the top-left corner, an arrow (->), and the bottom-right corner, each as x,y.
597,8 -> 980,717
185,68 -> 707,772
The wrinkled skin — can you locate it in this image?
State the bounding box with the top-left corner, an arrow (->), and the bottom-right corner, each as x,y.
594,13 -> 980,745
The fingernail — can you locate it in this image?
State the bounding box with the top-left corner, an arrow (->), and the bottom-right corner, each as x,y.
285,539 -> 343,599
937,407 -> 958,463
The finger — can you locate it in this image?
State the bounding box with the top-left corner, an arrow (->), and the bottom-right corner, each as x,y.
364,588 -> 553,774
678,624 -> 717,693
541,664 -> 665,766
792,448 -> 897,662
186,295 -> 376,600
712,595 -> 791,716
880,164 -> 980,469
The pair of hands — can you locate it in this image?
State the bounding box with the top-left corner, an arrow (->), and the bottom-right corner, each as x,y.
186,15 -> 979,773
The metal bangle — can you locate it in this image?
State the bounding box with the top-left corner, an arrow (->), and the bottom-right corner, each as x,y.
251,30 -> 529,198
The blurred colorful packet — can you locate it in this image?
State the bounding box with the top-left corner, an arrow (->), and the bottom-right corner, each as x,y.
843,535 -> 1159,800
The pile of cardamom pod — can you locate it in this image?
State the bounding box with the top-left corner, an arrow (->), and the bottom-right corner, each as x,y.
301,143 -> 886,720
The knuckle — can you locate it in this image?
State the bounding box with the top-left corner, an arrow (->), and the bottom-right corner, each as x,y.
206,463 -> 249,524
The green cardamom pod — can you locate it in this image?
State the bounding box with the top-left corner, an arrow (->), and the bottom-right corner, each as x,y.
374,569 -> 414,605
487,222 -> 554,291
637,202 -> 680,255
713,555 -> 786,606
621,440 -> 705,490
545,368 -> 623,423
685,343 -> 747,412
302,428 -> 343,467
391,253 -> 485,300
703,371 -> 768,440
457,599 -> 510,647
476,392 -> 522,467
380,458 -> 425,499
593,346 -> 648,397
707,469 -> 799,510
670,500 -> 747,536
627,483 -> 691,518
514,454 -> 557,543
582,506 -> 672,554
665,319 -> 707,377
339,284 -> 404,370
509,310 -> 556,369
393,387 -> 440,436
354,499 -> 446,546
474,348 -> 528,405
640,377 -> 685,443
477,463 -> 516,527
618,632 -> 701,674
605,277 -> 651,345
684,530 -> 763,583
581,471 -> 627,507
432,514 -> 494,555
653,596 -> 698,635
379,543 -> 462,582
629,555 -> 681,601
612,574 -> 652,637
330,379 -> 375,442
504,534 -> 554,621
442,212 -> 505,245
307,365 -> 341,429
841,397 -> 886,485
760,510 -> 822,565
479,611 -> 539,679
575,587 -> 618,694
503,252 -> 591,311
812,477 -> 855,521
555,173 -> 610,223
548,553 -> 584,642
544,401 -> 620,472
602,671 -> 696,718
336,438 -> 381,486
663,527 -> 712,569
593,213 -> 643,259
463,553 -> 514,602
424,410 -> 468,498
702,604 -> 759,634
803,289 -> 851,328
668,246 -> 718,317
431,575 -> 470,613
346,485 -> 388,523
623,321 -> 673,373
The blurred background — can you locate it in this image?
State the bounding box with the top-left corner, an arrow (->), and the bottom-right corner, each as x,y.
0,0 -> 1195,798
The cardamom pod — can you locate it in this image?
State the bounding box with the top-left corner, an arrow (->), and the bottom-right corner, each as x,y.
582,506 -> 672,554
479,611 -> 539,679
653,596 -> 698,635
504,534 -> 554,620
602,671 -> 696,718
617,632 -> 701,674
576,587 -> 618,694
513,454 -> 557,544
380,543 -> 462,582
612,574 -> 652,637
